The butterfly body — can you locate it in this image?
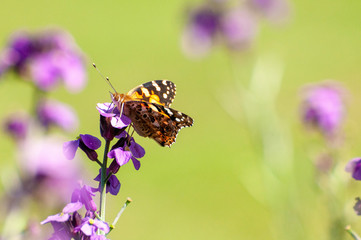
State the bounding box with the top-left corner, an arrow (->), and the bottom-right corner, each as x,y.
113,80 -> 193,147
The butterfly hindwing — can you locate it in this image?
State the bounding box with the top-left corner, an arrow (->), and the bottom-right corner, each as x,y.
123,101 -> 193,147
126,80 -> 176,107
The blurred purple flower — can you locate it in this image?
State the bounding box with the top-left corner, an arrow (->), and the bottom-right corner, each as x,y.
0,32 -> 34,74
18,134 -> 80,203
63,134 -> 101,161
354,197 -> 361,216
247,0 -> 290,24
301,82 -> 345,138
181,2 -> 258,57
220,9 -> 258,50
181,6 -> 221,58
345,158 -> 361,181
37,99 -> 78,132
3,112 -> 29,141
0,29 -> 87,92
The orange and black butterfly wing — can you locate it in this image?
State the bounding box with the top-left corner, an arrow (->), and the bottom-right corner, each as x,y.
126,80 -> 176,107
123,101 -> 193,147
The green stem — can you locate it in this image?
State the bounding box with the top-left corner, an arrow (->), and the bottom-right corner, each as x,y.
99,140 -> 111,223
346,226 -> 361,240
109,198 -> 132,233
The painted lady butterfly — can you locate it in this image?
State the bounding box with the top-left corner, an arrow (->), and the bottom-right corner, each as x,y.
112,80 -> 193,147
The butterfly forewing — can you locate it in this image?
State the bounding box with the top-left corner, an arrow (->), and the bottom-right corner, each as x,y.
126,80 -> 176,107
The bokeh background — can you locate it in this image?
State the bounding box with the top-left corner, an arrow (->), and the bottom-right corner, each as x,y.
1,0 -> 361,239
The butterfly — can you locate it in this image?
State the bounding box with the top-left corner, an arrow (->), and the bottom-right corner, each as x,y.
112,80 -> 193,147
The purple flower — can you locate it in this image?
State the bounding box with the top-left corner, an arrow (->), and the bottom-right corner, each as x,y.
0,28 -> 87,92
41,203 -> 83,239
74,217 -> 110,236
63,134 -> 102,161
248,0 -> 290,24
3,112 -> 29,141
108,135 -> 145,170
181,5 -> 221,58
41,201 -> 83,225
0,31 -> 34,74
354,197 -> 361,216
37,99 -> 78,132
301,82 -> 346,138
94,169 -> 121,195
19,134 -> 80,202
90,235 -> 110,240
181,2 -> 259,57
345,158 -> 361,181
220,9 -> 258,50
71,183 -> 98,212
97,102 -> 130,140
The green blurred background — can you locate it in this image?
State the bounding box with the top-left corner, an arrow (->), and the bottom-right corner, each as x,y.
1,0 -> 361,239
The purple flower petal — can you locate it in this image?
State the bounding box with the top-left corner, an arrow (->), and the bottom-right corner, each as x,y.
30,53 -> 60,91
76,218 -> 109,236
41,213 -> 70,225
108,148 -> 132,166
129,140 -> 145,158
131,156 -> 141,170
92,219 -> 110,233
71,184 -> 97,212
90,235 -> 109,240
248,0 -> 290,24
37,99 -> 78,132
80,134 -> 101,150
111,114 -> 131,129
79,221 -> 95,236
60,53 -> 87,93
301,82 -> 345,138
346,158 -> 361,180
115,131 -> 127,139
220,9 -> 258,50
97,103 -> 117,117
108,159 -> 120,174
63,201 -> 83,213
63,140 -> 80,160
353,197 -> 361,216
108,175 -> 121,195
3,113 -> 28,140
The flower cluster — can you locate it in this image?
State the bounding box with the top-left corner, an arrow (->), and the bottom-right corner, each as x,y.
0,28 -> 87,239
41,183 -> 110,240
0,28 -> 86,92
43,101 -> 145,239
63,102 -> 145,172
181,0 -> 290,58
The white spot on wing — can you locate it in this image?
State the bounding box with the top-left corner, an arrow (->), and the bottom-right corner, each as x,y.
165,108 -> 173,115
163,93 -> 167,99
141,87 -> 150,97
152,81 -> 161,91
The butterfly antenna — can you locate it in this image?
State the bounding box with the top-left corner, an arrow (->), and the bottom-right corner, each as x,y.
92,63 -> 118,93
